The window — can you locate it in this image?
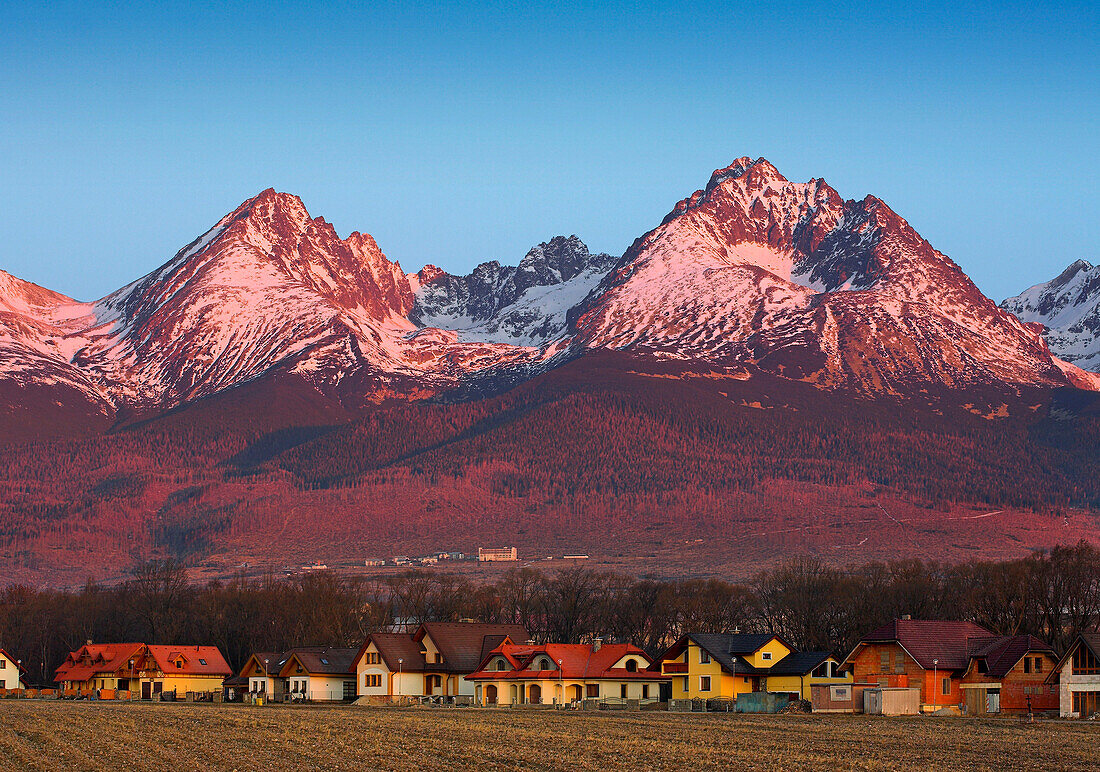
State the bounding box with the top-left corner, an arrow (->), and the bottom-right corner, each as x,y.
625,659 -> 638,673
620,684 -> 627,698
761,652 -> 772,661
880,651 -> 890,671
363,674 -> 382,688
199,659 -> 207,665
1073,644 -> 1100,674
320,658 -> 329,665
495,659 -> 507,672
1073,691 -> 1100,716
942,678 -> 950,696
700,676 -> 712,692
683,676 -> 689,692
586,683 -> 600,698
1024,658 -> 1031,674
1034,657 -> 1043,674
0,660 -> 5,669
175,661 -> 182,669
830,685 -> 850,701
699,649 -> 710,665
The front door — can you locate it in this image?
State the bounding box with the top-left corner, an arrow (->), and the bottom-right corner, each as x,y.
986,689 -> 1000,714
141,681 -> 151,700
659,682 -> 672,702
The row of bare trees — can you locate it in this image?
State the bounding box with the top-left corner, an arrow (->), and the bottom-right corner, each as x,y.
2,542 -> 1098,686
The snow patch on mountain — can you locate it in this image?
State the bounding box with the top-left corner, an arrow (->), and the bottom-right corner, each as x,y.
1002,260 -> 1100,371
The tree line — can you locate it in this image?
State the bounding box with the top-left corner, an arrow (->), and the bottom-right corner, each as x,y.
2,541 -> 1098,687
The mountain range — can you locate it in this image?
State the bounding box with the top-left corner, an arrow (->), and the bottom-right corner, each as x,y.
2,157 -> 1099,585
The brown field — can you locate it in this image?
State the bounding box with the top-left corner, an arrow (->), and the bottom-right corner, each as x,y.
0,702 -> 1096,771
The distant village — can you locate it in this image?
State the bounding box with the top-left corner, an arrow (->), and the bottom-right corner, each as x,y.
2,619 -> 1098,719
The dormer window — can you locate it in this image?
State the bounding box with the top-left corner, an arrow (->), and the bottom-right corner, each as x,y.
625,659 -> 638,672
175,661 -> 183,669
761,652 -> 772,661
495,659 -> 507,671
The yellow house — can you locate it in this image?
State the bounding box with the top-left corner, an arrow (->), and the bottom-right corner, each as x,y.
652,633 -> 850,700
55,642 -> 231,698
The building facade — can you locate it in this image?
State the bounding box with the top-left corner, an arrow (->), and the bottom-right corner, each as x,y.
1048,633 -> 1100,718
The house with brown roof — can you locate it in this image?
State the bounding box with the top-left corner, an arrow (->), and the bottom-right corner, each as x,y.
353,621 -> 529,700
54,642 -> 231,699
467,639 -> 668,705
0,647 -> 27,690
238,651 -> 291,700
844,619 -> 1059,714
1047,632 -> 1100,718
277,648 -> 358,702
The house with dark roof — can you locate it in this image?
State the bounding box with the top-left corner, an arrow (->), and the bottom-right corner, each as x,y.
844,618 -> 1059,714
649,633 -> 850,701
959,634 -> 1058,714
1047,632 -> 1100,717
239,651 -> 289,700
466,639 -> 668,705
353,622 -> 530,700
277,648 -> 358,702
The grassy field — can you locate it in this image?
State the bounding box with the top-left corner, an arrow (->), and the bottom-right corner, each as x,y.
0,701 -> 1096,771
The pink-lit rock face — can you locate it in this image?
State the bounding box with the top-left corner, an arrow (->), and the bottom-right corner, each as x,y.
0,159 -> 1096,421
570,157 -> 1098,394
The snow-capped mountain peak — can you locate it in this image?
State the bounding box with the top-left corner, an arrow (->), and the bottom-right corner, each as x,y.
1002,260 -> 1100,371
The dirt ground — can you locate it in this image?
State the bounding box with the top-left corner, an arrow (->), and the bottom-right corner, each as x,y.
0,701 -> 1095,771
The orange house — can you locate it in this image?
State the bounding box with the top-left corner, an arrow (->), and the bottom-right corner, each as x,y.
844,619 -> 1059,715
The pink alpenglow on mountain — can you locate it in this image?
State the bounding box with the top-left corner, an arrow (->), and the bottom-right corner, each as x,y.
1,159 -> 1097,433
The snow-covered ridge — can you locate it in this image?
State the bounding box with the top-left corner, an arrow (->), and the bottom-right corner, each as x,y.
1002,260 -> 1100,371
1,159 -> 1097,422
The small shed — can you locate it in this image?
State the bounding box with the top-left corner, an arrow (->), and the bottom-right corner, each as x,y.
811,682 -> 876,713
864,686 -> 921,715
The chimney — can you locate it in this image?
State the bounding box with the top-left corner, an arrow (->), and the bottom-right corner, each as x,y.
86,640 -> 93,646
593,637 -> 602,652
901,615 -> 911,621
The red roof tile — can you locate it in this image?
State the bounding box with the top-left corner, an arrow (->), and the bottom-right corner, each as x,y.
857,620 -> 994,670
468,642 -> 667,681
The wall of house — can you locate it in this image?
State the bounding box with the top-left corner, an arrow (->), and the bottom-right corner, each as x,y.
0,655 -> 23,689
147,674 -> 225,695
290,675 -> 353,701
665,643 -> 739,699
744,639 -> 791,670
473,678 -> 663,705
1058,657 -> 1100,718
851,643 -> 960,709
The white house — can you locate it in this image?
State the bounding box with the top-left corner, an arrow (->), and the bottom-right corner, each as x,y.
0,648 -> 26,689
1048,633 -> 1100,718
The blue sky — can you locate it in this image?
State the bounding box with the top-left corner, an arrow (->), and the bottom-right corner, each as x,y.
1,1 -> 1096,301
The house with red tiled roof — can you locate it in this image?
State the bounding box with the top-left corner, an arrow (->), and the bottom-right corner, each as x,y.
466,638 -> 669,706
843,619 -> 1059,714
54,642 -> 231,699
0,647 -> 27,690
353,622 -> 530,701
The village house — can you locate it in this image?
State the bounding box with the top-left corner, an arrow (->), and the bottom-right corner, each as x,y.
238,651 -> 291,700
54,642 -> 231,699
0,647 -> 27,690
1047,632 -> 1100,718
650,633 -> 851,701
466,638 -> 668,705
354,621 -> 529,700
843,618 -> 1059,715
279,648 -> 358,702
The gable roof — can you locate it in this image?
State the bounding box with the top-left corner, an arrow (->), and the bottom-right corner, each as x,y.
414,623 -> 531,674
651,633 -> 792,676
357,633 -> 426,672
279,648 -> 357,677
1048,632 -> 1100,683
141,645 -> 232,677
469,642 -> 666,681
848,620 -> 993,671
54,643 -> 145,684
766,651 -> 834,677
965,635 -> 1055,679
238,652 -> 284,679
